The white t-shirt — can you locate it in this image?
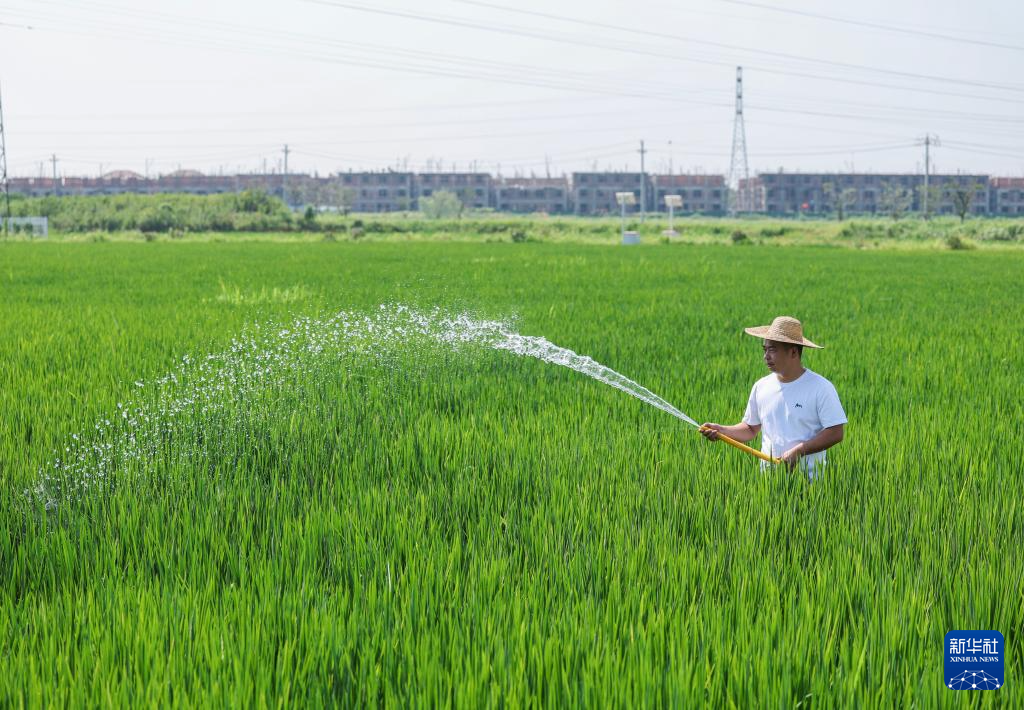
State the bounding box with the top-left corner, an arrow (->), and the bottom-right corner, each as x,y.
742,368 -> 847,479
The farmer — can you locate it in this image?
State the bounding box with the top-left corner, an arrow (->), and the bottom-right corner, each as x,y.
700,316 -> 846,479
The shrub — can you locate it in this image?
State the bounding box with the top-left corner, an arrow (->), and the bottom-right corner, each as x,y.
979,224 -> 1022,242
945,235 -> 974,250
10,191 -> 294,233
300,206 -> 318,230
420,190 -> 464,219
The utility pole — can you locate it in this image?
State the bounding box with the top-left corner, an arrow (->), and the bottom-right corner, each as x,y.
282,143 -> 290,205
727,66 -> 750,215
0,83 -> 10,236
638,139 -> 647,222
921,134 -> 940,217
924,136 -> 930,217
51,154 -> 59,196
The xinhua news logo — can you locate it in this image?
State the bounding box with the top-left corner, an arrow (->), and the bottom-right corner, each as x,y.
945,631 -> 1004,690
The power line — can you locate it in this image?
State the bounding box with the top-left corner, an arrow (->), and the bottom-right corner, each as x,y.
16,88 -> 1024,137
25,0 -> 1024,102
28,98 -> 1020,140
15,0 -> 1024,112
449,0 -> 1024,92
943,139 -> 1024,152
19,3 -> 1024,121
751,142 -> 917,157
12,106 -> 727,137
12,0 -> 704,101
8,0 -> 1024,174
11,95 -> 642,122
718,0 -> 1024,53
941,145 -> 1024,161
297,0 -> 1024,107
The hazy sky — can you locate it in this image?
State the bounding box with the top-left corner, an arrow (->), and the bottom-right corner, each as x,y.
3,0 -> 1023,178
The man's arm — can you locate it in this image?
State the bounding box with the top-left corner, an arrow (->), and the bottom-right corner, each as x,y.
780,424 -> 844,467
700,422 -> 761,443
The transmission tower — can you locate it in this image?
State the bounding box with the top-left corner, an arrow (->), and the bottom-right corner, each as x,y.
727,66 -> 750,214
0,83 -> 10,236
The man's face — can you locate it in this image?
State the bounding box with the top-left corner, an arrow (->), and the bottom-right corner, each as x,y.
762,339 -> 796,372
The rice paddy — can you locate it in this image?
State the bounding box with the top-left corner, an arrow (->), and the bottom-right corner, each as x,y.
1,241 -> 1022,706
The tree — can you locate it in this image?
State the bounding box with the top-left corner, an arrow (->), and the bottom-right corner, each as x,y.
880,181 -> 912,221
951,182 -> 983,223
299,205 -> 318,230
303,181 -> 327,212
285,182 -> 306,209
419,190 -> 463,219
916,183 -> 943,220
822,182 -> 858,221
318,183 -> 355,215
457,187 -> 479,217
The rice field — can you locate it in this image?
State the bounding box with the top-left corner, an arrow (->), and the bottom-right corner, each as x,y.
1,241 -> 1022,706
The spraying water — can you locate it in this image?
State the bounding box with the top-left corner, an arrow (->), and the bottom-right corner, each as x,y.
30,304 -> 700,508
427,312 -> 700,427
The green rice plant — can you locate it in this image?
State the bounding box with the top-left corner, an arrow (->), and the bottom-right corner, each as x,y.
0,241 -> 1021,706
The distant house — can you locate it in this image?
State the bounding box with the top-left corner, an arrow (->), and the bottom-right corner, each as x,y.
414,173 -> 492,209
338,171 -> 414,212
493,177 -> 569,214
650,175 -> 726,215
990,177 -> 1024,216
571,172 -> 646,215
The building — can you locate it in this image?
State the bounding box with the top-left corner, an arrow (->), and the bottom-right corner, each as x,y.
748,172 -> 991,216
492,177 -> 569,214
11,172 -> 267,197
929,175 -> 991,216
738,176 -> 764,212
571,172 -> 647,215
990,177 -> 1024,216
8,177 -> 62,197
153,169 -> 237,195
414,173 -> 492,209
10,167 -> 1024,218
650,175 -> 726,214
337,171 -> 414,212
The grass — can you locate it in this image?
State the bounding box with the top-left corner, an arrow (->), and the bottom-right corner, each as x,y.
1,241 -> 1022,706
5,212 -> 1024,250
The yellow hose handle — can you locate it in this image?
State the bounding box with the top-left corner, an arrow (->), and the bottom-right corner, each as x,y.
699,426 -> 782,465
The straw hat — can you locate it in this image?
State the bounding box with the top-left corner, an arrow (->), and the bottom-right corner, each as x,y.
744,316 -> 823,349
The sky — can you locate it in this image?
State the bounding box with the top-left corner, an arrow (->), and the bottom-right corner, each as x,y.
2,0 -> 1023,179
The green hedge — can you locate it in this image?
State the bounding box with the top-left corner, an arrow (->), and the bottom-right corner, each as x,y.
8,191 -> 294,233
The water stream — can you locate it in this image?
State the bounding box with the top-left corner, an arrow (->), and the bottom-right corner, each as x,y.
31,304 -> 699,507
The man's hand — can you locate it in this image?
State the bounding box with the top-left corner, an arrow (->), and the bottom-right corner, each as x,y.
699,423 -> 723,441
781,442 -> 805,471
